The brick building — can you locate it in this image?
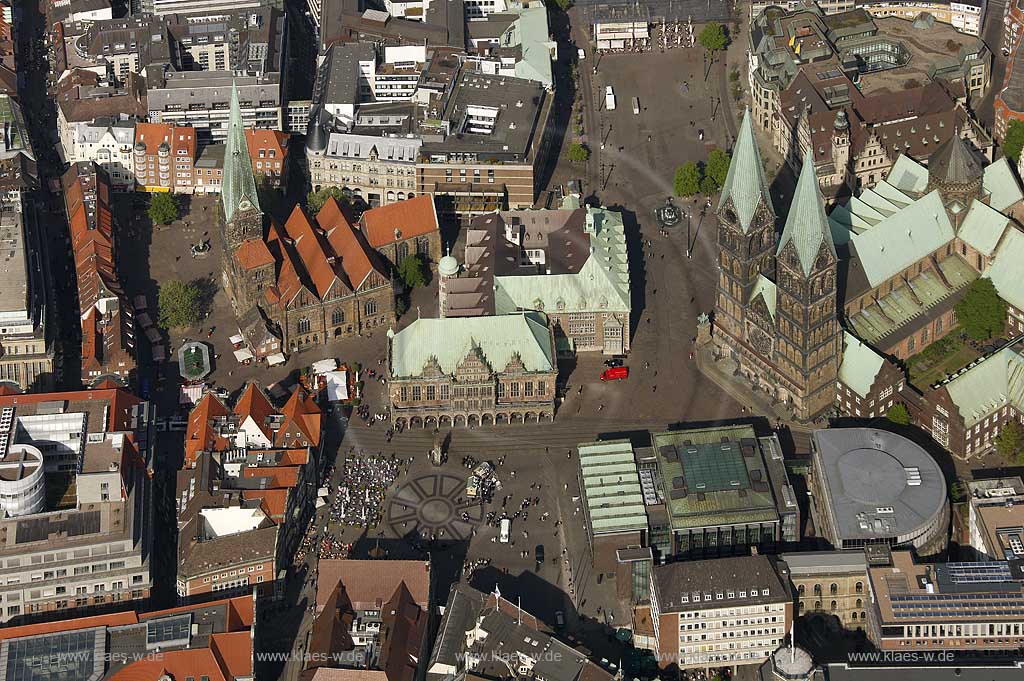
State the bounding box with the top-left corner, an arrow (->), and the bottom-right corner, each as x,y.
61,162 -> 136,386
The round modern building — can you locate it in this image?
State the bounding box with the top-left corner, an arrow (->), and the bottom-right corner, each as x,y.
0,444 -> 45,517
809,428 -> 948,556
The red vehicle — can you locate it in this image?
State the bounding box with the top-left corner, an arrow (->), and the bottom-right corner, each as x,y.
600,366 -> 629,381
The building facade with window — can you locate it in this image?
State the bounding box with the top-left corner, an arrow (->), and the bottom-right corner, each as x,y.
865,550 -> 1024,652
442,197 -> 631,355
306,131 -> 421,208
645,555 -> 793,670
781,550 -> 870,629
388,313 -> 557,427
0,387 -> 155,624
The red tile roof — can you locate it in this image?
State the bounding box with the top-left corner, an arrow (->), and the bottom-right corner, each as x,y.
277,388 -> 322,448
185,392 -> 231,467
235,239 -> 275,270
316,560 -> 430,613
359,195 -> 438,248
243,465 -> 300,489
234,382 -> 277,440
246,128 -> 289,162
283,205 -> 343,300
320,197 -> 387,291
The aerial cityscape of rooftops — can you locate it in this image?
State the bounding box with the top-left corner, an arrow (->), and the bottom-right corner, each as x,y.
6,0 -> 1024,678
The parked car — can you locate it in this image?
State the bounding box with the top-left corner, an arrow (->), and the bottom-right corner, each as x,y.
578,48 -> 586,60
603,356 -> 625,368
600,366 -> 629,381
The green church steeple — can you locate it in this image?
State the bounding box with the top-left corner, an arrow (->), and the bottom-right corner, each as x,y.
222,81 -> 261,225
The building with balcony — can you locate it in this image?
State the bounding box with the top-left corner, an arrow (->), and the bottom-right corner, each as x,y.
306,559 -> 432,681
966,477 -> 1024,561
0,386 -> 155,624
133,121 -> 196,192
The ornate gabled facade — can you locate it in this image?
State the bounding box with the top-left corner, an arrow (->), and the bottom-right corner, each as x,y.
711,111 -> 841,422
388,314 -> 557,428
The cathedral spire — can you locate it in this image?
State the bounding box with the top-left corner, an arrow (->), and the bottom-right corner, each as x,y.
777,147 -> 835,276
717,108 -> 774,234
222,81 -> 261,223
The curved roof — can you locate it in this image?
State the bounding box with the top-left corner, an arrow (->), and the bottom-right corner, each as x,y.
811,428 -> 947,544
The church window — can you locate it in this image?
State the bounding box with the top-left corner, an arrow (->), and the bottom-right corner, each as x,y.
297,317 -> 311,334
396,242 -> 410,262
364,300 -> 378,316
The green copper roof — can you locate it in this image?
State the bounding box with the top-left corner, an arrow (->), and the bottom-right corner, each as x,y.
651,425 -> 779,531
959,200 -> 1009,257
943,339 -> 1024,428
577,440 -> 649,536
717,109 -> 773,234
389,313 -> 553,377
512,5 -> 554,90
750,275 -> 776,321
850,190 -> 955,288
985,227 -> 1024,312
848,254 -> 976,345
982,156 -> 1024,212
886,154 -> 929,195
839,331 -> 885,398
494,206 -> 629,315
777,148 -> 835,275
221,82 -> 261,223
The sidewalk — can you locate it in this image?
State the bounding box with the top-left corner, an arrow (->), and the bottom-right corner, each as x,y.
694,341 -> 815,434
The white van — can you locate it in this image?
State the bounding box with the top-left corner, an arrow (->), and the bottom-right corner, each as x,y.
499,518 -> 511,543
632,97 -> 640,115
605,86 -> 616,111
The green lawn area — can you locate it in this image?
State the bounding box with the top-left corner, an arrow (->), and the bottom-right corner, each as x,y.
908,340 -> 980,389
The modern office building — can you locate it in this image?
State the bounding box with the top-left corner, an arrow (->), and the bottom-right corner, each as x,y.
966,477 -> 1024,560
865,550 -> 1024,652
0,387 -> 155,623
648,424 -> 799,559
645,555 -> 793,670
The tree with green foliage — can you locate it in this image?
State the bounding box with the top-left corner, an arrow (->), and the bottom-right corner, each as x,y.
397,254 -> 428,289
674,162 -> 701,197
705,149 -> 731,190
158,280 -> 203,329
698,23 -> 728,58
995,418 -> 1024,463
148,193 -> 178,225
1003,120 -> 1024,163
567,143 -> 589,163
955,278 -> 1007,340
307,186 -> 350,214
886,402 -> 912,426
699,174 -> 719,195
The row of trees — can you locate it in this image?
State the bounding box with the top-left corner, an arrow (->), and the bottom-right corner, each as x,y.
673,149 -> 731,197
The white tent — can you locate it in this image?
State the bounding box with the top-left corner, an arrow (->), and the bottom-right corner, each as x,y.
233,348 -> 254,362
311,358 -> 338,374
180,384 -> 204,405
325,370 -> 349,401
267,353 -> 287,366
229,333 -> 245,345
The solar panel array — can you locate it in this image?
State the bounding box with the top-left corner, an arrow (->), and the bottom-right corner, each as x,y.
146,614 -> 192,648
890,592 -> 1024,619
3,629 -> 103,681
947,562 -> 1013,584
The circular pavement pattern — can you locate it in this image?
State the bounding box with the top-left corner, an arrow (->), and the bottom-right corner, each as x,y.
386,474 -> 483,540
